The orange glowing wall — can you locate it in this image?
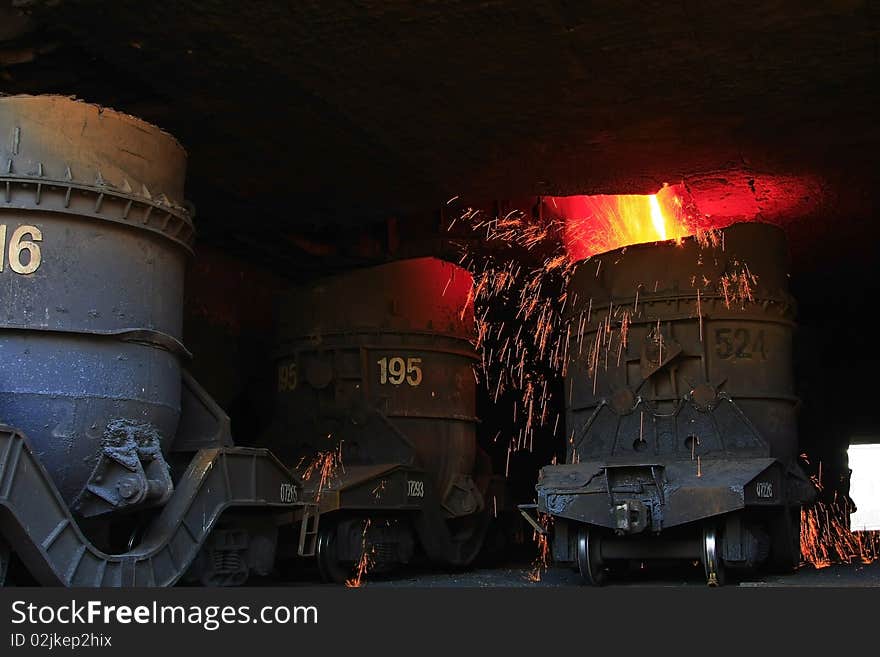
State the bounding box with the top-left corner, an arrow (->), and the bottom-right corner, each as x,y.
545,184 -> 718,262
544,174 -> 822,262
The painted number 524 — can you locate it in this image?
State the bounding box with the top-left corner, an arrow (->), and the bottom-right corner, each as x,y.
377,356 -> 422,386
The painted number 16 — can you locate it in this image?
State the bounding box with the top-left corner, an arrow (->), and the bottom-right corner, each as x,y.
0,224 -> 42,275
377,356 -> 423,386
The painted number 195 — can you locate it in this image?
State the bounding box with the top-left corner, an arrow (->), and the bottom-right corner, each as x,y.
277,362 -> 298,392
0,224 -> 42,275
377,356 -> 423,386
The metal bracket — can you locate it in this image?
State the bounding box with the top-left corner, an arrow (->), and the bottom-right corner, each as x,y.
517,504 -> 547,535
0,425 -> 309,586
297,503 -> 320,557
0,173 -> 194,250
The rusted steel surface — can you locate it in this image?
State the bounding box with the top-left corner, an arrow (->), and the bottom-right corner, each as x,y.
0,95 -> 193,248
0,95 -> 192,512
268,257 -> 484,522
563,222 -> 798,466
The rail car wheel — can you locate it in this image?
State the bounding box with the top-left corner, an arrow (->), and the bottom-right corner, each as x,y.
447,506 -> 491,567
702,525 -> 725,587
315,523 -> 352,584
576,526 -> 607,586
768,507 -> 801,573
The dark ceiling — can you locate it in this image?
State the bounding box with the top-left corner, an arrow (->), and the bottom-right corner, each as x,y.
1,0 -> 878,270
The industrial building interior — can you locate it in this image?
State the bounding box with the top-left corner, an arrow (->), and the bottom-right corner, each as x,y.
1,1 -> 879,586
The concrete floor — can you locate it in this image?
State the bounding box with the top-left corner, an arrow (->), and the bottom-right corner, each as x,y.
279,559 -> 880,588
371,562 -> 880,588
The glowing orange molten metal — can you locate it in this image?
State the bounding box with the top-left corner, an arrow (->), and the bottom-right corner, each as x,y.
546,184 -> 720,262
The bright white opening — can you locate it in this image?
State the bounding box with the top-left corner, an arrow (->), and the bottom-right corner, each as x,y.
848,443 -> 880,531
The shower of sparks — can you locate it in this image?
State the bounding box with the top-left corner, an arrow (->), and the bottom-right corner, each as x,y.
719,263 -> 758,309
452,207 -> 574,466
526,513 -> 553,582
371,479 -> 387,500
299,439 -> 344,502
798,454 -> 878,569
800,498 -> 880,569
345,519 -> 374,588
450,192 -> 730,479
